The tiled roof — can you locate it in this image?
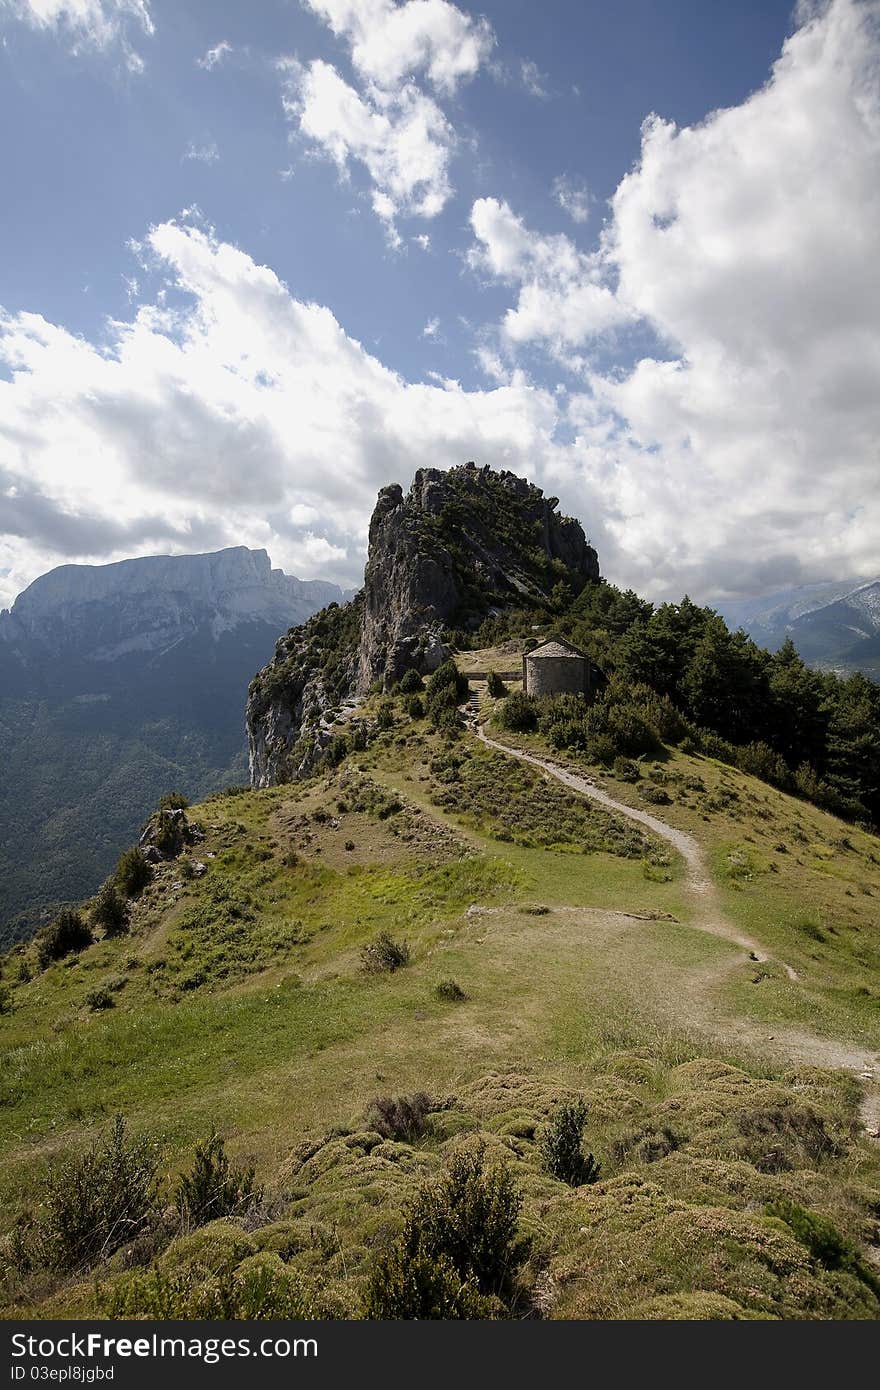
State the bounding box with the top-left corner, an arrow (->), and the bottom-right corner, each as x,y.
526,639 -> 586,660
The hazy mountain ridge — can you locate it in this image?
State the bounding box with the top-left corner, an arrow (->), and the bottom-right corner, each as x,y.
718,577 -> 880,677
0,547 -> 349,941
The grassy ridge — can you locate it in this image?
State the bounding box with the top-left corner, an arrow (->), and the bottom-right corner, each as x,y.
1,696 -> 879,1319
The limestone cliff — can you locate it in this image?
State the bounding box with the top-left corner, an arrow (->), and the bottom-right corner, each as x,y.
246,463 -> 599,786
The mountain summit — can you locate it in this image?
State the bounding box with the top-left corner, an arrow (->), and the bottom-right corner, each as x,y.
0,546 -> 344,666
247,463 -> 599,785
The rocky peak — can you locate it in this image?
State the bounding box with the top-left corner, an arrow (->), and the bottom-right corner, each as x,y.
247,463 -> 599,786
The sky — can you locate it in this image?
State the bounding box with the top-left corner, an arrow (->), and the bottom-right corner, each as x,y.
0,0 -> 878,610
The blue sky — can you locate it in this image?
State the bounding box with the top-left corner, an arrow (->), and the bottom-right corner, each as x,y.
0,0 -> 878,609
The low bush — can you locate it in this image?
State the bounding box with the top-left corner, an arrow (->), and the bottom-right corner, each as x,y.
91,880 -> 129,936
40,1116 -> 159,1272
158,791 -> 190,811
175,1131 -> 262,1228
487,671 -> 507,698
434,978 -> 467,1002
426,660 -> 469,704
85,986 -> 114,1012
37,909 -> 93,970
540,1100 -> 601,1187
102,1258 -> 320,1320
364,1141 -> 524,1318
765,1198 -> 880,1298
399,669 -> 425,694
495,692 -> 538,732
115,847 -> 153,898
360,932 -> 410,974
406,695 -> 425,719
364,1093 -> 433,1143
613,757 -> 641,782
376,699 -> 396,730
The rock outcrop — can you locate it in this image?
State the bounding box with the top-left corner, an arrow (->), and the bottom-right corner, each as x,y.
247,463 -> 599,787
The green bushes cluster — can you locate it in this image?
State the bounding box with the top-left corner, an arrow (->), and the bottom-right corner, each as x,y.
37,908 -> 94,970
425,660 -> 468,732
364,1141 -> 524,1318
398,668 -> 425,694
102,1258 -> 320,1320
495,691 -> 538,732
39,1116 -> 159,1272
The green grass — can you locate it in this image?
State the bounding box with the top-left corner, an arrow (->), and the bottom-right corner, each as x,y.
2,712 -> 879,1320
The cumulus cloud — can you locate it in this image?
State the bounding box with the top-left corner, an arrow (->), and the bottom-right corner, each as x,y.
2,0 -> 153,67
301,0 -> 493,95
283,1 -> 494,234
468,196 -> 632,350
0,219 -> 588,608
469,0 -> 880,600
280,58 -> 453,228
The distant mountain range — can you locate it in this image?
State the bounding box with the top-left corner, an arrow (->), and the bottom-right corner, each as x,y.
0,547 -> 351,942
717,577 -> 880,679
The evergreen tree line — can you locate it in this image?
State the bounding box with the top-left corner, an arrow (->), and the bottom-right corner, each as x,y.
470,583 -> 880,825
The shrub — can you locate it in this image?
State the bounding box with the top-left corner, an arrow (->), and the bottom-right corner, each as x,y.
426,660 -> 469,704
360,932 -> 410,974
85,986 -> 114,1012
540,1100 -> 601,1187
399,668 -> 425,694
91,880 -> 129,936
496,692 -> 538,733
376,698 -> 396,729
0,981 -> 13,1015
102,1258 -> 320,1320
364,1140 -> 523,1319
41,1116 -> 159,1272
487,671 -> 506,698
158,791 -> 190,811
640,784 -> 671,805
434,978 -> 467,1002
37,909 -> 93,970
115,847 -> 152,897
613,757 -> 641,782
406,695 -> 425,719
364,1093 -> 433,1142
764,1198 -> 880,1298
175,1130 -> 262,1228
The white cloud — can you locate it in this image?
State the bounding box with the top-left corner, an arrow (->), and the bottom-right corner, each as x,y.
289,502 -> 321,526
422,316 -> 439,338
553,174 -> 591,224
183,141 -> 220,164
301,0 -> 494,96
468,197 -> 632,349
280,57 -> 453,223
197,39 -> 231,70
0,220 -> 576,607
284,1 -> 494,235
519,59 -> 548,99
2,0 -> 153,65
470,0 -> 880,599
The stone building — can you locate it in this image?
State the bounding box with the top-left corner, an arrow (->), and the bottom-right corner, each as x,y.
522,637 -> 596,699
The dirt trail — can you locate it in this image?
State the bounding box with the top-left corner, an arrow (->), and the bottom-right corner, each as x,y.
469,710 -> 879,1135
476,722 -> 790,971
